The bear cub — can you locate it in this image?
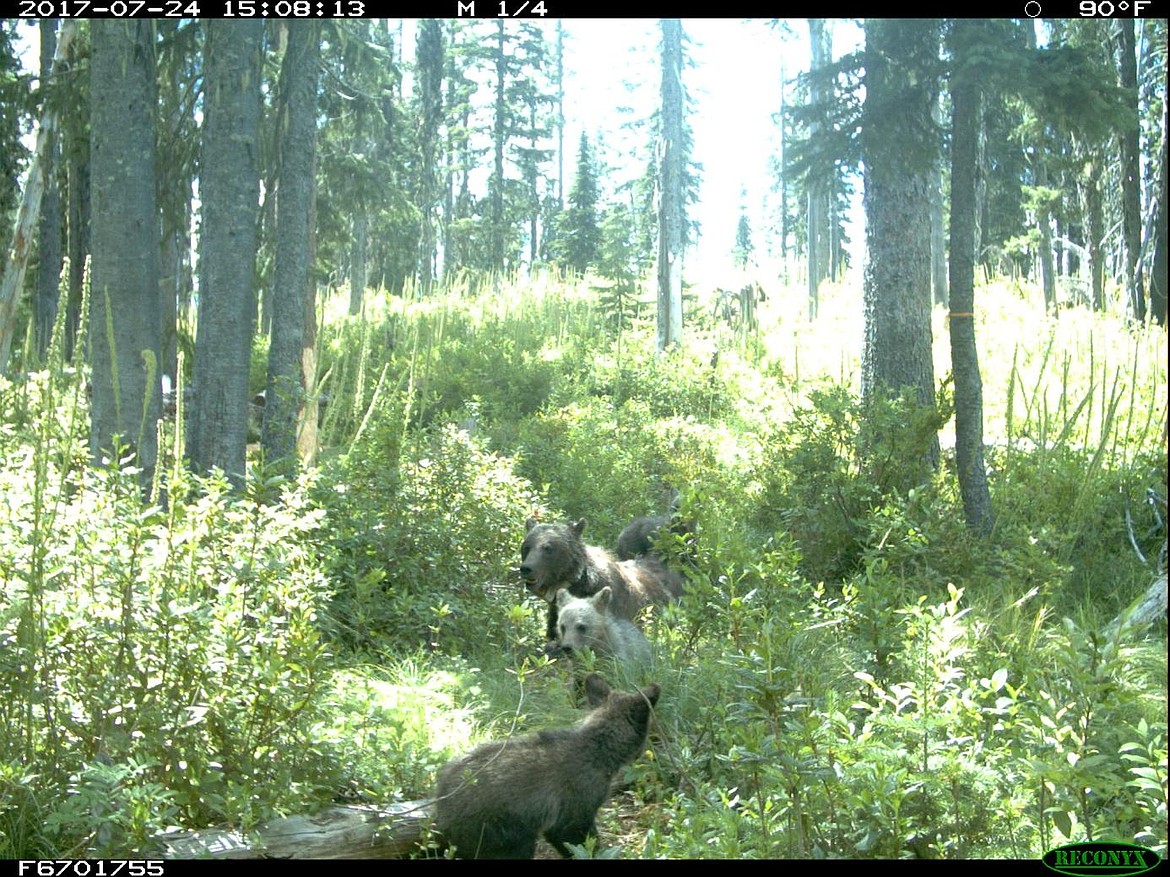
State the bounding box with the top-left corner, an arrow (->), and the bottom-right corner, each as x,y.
432,673 -> 661,859
552,586 -> 652,670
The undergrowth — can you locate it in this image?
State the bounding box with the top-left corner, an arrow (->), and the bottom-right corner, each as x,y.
0,274 -> 1164,859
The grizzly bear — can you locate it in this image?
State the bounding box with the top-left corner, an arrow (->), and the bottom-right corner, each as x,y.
432,673 -> 661,859
614,492 -> 696,562
552,587 -> 652,669
519,517 -> 684,645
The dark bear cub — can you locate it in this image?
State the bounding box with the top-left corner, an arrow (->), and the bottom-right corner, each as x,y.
614,490 -> 697,562
519,517 -> 684,647
432,673 -> 661,859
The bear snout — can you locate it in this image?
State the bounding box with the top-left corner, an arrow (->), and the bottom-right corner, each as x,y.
543,640 -> 572,660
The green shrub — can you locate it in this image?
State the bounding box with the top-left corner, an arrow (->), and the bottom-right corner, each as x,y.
0,422 -> 338,855
319,418 -> 543,657
752,384 -> 949,584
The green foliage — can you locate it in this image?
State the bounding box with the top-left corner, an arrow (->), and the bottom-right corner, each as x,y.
3,276 -> 1165,860
753,384 -> 950,584
319,420 -> 543,656
0,373 -> 337,856
547,133 -> 601,275
0,20 -> 31,223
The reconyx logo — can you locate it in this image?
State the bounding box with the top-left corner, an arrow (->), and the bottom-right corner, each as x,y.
1043,841 -> 1162,877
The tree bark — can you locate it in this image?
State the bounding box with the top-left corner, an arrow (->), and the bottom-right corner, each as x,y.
656,18 -> 684,353
806,19 -> 830,320
34,19 -> 62,361
948,20 -> 995,537
1147,49 -> 1167,327
66,71 -> 90,364
415,18 -> 442,296
149,802 -> 434,859
262,21 -> 320,472
860,19 -> 940,476
190,18 -> 263,487
88,20 -> 162,483
0,21 -> 78,373
1114,19 -> 1144,322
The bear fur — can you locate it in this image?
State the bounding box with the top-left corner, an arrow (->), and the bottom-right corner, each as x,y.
519,517 -> 684,644
552,586 -> 652,669
614,491 -> 696,562
432,673 -> 661,859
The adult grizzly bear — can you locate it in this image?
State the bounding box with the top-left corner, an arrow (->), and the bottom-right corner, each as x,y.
433,673 -> 661,859
519,517 -> 684,645
552,587 -> 652,670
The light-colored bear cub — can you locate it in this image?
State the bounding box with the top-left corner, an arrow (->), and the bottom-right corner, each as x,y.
553,586 -> 652,668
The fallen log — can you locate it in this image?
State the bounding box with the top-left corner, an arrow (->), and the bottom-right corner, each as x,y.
148,800 -> 436,859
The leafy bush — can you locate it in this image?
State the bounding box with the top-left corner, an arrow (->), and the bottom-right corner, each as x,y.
0,443 -> 337,856
319,416 -> 543,657
752,384 -> 950,584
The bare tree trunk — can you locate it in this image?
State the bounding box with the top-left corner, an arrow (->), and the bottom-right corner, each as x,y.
948,19 -> 994,537
860,19 -> 941,477
298,155 -> 320,465
929,92 -> 947,307
190,18 -> 263,487
1081,159 -> 1106,311
88,20 -> 162,484
262,21 -> 320,472
0,21 -> 78,373
415,18 -> 442,295
1151,88 -> 1168,326
806,19 -> 830,320
1114,19 -> 1144,322
34,19 -> 62,361
656,19 -> 684,352
66,78 -> 90,363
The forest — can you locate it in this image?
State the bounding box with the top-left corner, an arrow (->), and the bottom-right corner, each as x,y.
0,15 -> 1166,861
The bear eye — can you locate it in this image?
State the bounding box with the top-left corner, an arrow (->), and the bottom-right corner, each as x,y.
576,624 -> 587,634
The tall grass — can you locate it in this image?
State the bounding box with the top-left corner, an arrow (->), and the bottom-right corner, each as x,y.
1,270 -> 1164,859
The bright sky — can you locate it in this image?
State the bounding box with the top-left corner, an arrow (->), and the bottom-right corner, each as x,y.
560,18 -> 864,290
15,18 -> 865,289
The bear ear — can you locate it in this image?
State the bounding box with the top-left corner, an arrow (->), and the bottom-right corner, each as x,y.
525,517 -> 538,532
556,587 -> 573,608
583,673 -> 612,707
641,683 -> 662,707
592,586 -> 612,611
572,518 -> 587,536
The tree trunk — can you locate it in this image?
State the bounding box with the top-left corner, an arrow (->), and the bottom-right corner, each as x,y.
1115,19 -> 1144,322
1150,88 -> 1167,326
860,19 -> 940,476
948,20 -> 994,537
190,18 -> 263,487
66,80 -> 90,364
415,18 -> 442,295
34,19 -> 62,361
298,154 -> 320,466
262,21 -> 320,472
350,209 -> 367,314
490,21 -> 507,274
0,20 -> 78,373
656,18 -> 684,353
149,802 -> 434,859
1081,158 -> 1106,311
806,19 -> 830,320
88,20 -> 162,483
929,91 -> 947,307
555,21 -> 565,210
